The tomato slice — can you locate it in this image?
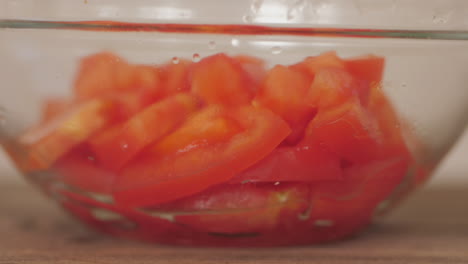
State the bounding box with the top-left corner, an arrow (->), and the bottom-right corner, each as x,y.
345,55 -> 385,87
161,59 -> 193,95
233,55 -> 267,88
53,147 -> 116,193
291,51 -> 345,76
88,93 -> 199,171
256,65 -> 316,144
19,99 -> 116,171
113,105 -> 291,207
191,53 -> 253,106
367,85 -> 410,158
74,52 -> 162,101
230,145 -> 342,183
310,157 -> 409,219
152,106 -> 242,155
307,67 -> 357,109
149,183 -> 309,233
302,98 -> 380,164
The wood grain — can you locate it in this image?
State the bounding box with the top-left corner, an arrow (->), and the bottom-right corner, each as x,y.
0,178 -> 467,264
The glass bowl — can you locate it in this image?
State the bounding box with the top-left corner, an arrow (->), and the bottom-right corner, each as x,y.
1,0 -> 468,247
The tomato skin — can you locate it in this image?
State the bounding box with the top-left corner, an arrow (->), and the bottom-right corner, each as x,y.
18,99 -> 117,171
191,53 -> 254,106
113,106 -> 291,207
230,145 -> 342,183
88,93 -> 199,171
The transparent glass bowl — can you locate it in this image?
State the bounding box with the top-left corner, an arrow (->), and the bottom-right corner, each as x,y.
1,0 -> 468,247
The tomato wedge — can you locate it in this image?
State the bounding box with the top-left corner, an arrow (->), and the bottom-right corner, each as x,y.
256,65 -> 316,144
191,53 -> 253,106
309,158 -> 409,222
19,99 -> 116,171
161,59 -> 193,95
230,145 -> 342,183
345,55 -> 385,87
152,106 -> 242,155
367,85 -> 410,158
234,55 -> 267,88
74,52 -> 162,101
291,51 -> 345,76
149,183 -> 309,233
113,106 -> 291,207
307,67 -> 357,109
53,147 -> 116,193
88,93 -> 199,171
302,98 -> 380,164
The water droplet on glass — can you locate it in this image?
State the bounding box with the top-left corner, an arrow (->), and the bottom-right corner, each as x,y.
208,40 -> 217,50
231,38 -> 240,47
172,57 -> 180,64
243,14 -> 253,23
271,46 -> 282,55
192,53 -> 201,63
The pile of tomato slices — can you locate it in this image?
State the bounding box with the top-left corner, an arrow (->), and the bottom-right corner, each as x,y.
15,51 -> 412,243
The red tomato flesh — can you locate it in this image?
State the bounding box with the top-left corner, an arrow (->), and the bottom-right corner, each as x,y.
88,93 -> 199,171
113,106 -> 291,207
191,53 -> 253,106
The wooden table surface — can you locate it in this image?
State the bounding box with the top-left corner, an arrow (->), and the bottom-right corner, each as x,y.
1,179 -> 467,264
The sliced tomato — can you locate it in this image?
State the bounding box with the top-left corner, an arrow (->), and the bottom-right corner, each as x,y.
74,52 -> 162,101
310,158 -> 409,221
307,67 -> 358,109
367,85 -> 410,158
230,145 -> 342,183
302,98 -> 380,164
53,147 -> 116,193
150,183 -> 309,233
233,55 -> 267,88
256,65 -> 316,144
291,51 -> 345,77
19,99 -> 117,171
161,59 -> 193,95
41,98 -> 73,123
88,93 -> 199,171
345,55 -> 385,86
113,105 -> 291,207
191,53 -> 253,106
152,106 -> 242,155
